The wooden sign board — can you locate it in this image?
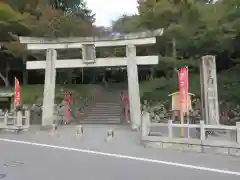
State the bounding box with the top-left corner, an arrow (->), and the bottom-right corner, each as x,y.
168,91 -> 195,113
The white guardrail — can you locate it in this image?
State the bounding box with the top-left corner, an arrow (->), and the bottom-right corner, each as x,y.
0,110 -> 30,132
141,112 -> 240,144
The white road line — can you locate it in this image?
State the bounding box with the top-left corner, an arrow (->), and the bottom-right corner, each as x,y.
0,138 -> 240,176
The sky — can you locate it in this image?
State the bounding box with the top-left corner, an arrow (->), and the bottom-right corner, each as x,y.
86,0 -> 138,27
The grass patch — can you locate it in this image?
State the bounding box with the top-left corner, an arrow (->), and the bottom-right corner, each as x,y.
140,74 -> 201,102
140,70 -> 240,104
0,84 -> 94,104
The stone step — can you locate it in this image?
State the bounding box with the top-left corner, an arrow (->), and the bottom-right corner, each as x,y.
94,102 -> 121,105
92,105 -> 121,109
87,113 -> 121,116
80,120 -> 120,124
82,118 -> 120,122
83,115 -> 120,119
83,117 -> 121,120
91,108 -> 121,113
94,100 -> 121,102
83,107 -> 121,111
78,89 -> 126,124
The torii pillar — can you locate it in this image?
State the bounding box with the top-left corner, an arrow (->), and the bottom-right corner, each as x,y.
126,44 -> 141,130
42,49 -> 57,127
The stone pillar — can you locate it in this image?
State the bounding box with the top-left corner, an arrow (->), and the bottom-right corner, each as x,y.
4,112 -> 8,127
236,122 -> 240,144
126,44 -> 141,130
200,55 -> 220,124
16,111 -> 22,126
141,111 -> 150,137
200,120 -> 205,141
168,120 -> 173,138
25,110 -> 30,128
42,49 -> 57,127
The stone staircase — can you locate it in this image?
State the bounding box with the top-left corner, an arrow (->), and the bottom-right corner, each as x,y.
79,84 -> 125,124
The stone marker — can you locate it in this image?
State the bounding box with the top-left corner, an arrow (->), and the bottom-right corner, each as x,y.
75,125 -> 83,139
104,129 -> 114,142
50,120 -> 58,136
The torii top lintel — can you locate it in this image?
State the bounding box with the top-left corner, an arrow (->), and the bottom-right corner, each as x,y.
19,29 -> 164,50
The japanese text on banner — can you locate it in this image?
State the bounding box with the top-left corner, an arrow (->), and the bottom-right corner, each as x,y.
178,67 -> 188,112
14,77 -> 21,106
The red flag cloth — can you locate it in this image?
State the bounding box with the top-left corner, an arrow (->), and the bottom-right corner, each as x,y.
122,95 -> 130,122
14,78 -> 21,106
64,94 -> 73,123
178,68 -> 185,104
178,67 -> 188,112
122,95 -> 129,104
183,67 -> 189,111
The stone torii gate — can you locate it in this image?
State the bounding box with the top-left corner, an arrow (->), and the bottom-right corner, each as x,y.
19,29 -> 163,130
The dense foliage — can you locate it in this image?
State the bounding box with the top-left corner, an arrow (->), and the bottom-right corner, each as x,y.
0,0 -> 240,105
113,0 -> 240,103
0,0 -> 95,86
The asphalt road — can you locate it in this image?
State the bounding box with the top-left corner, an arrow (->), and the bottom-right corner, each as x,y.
0,125 -> 240,180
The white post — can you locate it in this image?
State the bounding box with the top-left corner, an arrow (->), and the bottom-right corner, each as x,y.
16,111 -> 22,127
168,120 -> 173,138
236,122 -> 240,144
42,49 -> 57,127
4,111 -> 8,127
126,44 -> 142,131
25,110 -> 30,128
141,111 -> 150,137
200,120 -> 205,141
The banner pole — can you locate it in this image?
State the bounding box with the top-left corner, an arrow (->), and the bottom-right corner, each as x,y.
13,77 -> 17,125
14,77 -> 16,110
180,106 -> 184,137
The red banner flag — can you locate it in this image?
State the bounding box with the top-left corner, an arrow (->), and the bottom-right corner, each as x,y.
178,67 -> 188,112
122,95 -> 130,122
14,77 -> 21,106
64,93 -> 73,123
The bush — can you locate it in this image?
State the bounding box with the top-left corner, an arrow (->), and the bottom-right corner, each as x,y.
140,74 -> 201,102
140,69 -> 240,105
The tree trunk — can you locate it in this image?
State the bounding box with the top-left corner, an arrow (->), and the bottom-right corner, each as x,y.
5,62 -> 9,84
0,71 -> 9,87
23,70 -> 28,85
22,56 -> 28,85
172,38 -> 177,58
150,67 -> 155,80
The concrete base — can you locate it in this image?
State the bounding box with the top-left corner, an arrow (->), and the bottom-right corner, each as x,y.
143,141 -> 240,157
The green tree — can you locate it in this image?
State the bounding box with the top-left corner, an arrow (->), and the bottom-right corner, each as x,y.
0,2 -> 32,86
50,0 -> 95,24
112,14 -> 144,33
0,0 -> 96,86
